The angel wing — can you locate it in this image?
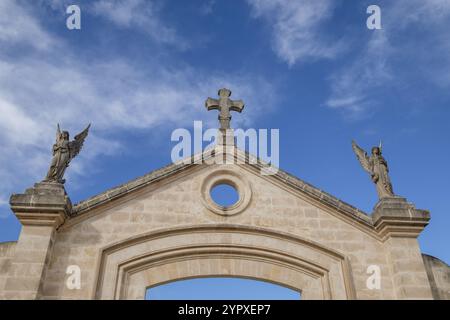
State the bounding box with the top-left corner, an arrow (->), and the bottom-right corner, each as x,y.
352,140 -> 372,174
69,124 -> 90,160
50,124 -> 62,155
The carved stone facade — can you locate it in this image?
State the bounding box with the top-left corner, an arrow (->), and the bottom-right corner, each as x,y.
0,146 -> 449,299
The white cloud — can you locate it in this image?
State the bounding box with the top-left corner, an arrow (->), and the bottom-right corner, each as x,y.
0,197 -> 9,218
390,0 -> 450,28
0,0 -> 56,50
326,0 -> 450,118
325,31 -> 392,119
199,0 -> 216,16
0,0 -> 278,217
246,0 -> 343,65
91,0 -> 188,49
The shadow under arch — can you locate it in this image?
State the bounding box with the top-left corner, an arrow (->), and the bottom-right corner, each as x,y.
93,224 -> 356,300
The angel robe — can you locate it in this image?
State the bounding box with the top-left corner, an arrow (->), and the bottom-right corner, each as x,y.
45,138 -> 71,182
370,154 -> 394,199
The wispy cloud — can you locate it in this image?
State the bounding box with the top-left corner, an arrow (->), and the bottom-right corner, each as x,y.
326,0 -> 450,118
0,197 -> 9,218
91,0 -> 188,49
0,0 -> 56,50
325,31 -> 392,119
0,0 -> 278,217
246,0 -> 343,65
199,0 -> 216,16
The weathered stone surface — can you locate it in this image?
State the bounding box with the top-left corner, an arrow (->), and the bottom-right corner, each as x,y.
1,182 -> 71,299
10,182 -> 72,218
0,146 -> 445,300
422,254 -> 450,300
372,197 -> 430,240
0,242 -> 16,294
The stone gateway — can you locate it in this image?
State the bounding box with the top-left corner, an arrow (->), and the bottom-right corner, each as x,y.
0,89 -> 449,300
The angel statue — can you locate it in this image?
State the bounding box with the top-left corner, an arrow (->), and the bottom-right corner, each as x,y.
43,124 -> 90,184
352,140 -> 394,199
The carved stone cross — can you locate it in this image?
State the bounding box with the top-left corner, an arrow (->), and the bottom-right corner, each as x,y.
205,88 -> 244,129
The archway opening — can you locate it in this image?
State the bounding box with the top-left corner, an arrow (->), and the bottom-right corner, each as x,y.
145,277 -> 301,300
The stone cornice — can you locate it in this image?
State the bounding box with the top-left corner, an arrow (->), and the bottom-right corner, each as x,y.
10,182 -> 71,228
72,146 -> 371,224
372,197 -> 430,241
68,146 -> 429,240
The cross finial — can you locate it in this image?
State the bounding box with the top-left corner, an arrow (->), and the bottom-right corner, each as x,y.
205,88 -> 244,129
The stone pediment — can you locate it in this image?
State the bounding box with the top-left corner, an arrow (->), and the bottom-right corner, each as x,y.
65,145 -> 430,244
71,146 -> 372,225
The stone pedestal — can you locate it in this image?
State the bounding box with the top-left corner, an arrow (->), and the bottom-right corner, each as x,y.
372,197 -> 433,299
2,182 -> 71,299
10,182 -> 72,226
373,197 -> 430,239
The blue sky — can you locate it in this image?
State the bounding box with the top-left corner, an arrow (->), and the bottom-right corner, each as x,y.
146,277 -> 300,300
0,0 -> 449,298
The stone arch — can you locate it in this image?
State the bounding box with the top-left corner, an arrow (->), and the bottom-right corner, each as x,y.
93,224 -> 356,300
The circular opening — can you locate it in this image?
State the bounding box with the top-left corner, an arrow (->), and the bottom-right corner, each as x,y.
210,183 -> 239,208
